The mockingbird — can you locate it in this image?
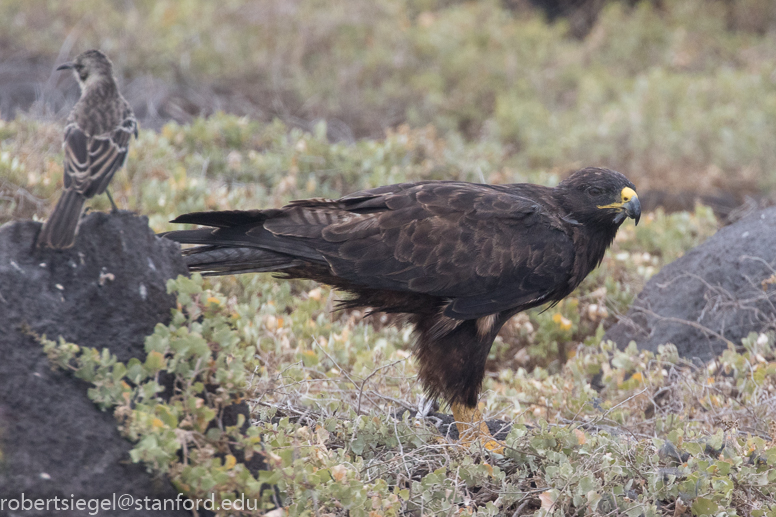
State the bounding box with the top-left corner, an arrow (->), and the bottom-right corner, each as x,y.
37,49 -> 137,249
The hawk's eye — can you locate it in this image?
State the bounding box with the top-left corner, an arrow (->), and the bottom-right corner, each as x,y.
587,187 -> 604,196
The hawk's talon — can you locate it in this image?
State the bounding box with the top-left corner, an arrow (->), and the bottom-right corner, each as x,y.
452,402 -> 505,454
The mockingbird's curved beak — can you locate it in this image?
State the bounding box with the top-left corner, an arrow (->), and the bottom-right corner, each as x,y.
56,62 -> 74,71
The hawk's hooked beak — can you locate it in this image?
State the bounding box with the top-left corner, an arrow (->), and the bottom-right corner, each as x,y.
623,195 -> 641,226
56,62 -> 74,71
600,187 -> 641,226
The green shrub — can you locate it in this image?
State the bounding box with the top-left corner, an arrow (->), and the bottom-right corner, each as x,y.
41,276 -> 776,515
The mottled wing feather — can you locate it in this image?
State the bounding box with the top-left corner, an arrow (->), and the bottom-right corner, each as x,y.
265,182 -> 576,318
63,112 -> 137,198
339,181 -> 436,201
62,124 -> 88,190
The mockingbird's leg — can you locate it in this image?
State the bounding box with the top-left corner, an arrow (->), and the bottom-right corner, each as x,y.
105,188 -> 119,213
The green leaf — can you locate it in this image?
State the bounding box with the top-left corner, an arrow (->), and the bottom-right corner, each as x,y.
691,497 -> 718,516
350,435 -> 365,456
112,362 -> 127,381
578,474 -> 598,494
156,405 -> 179,428
144,350 -> 166,373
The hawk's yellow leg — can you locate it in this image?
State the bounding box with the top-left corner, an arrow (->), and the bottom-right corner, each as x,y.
451,403 -> 504,453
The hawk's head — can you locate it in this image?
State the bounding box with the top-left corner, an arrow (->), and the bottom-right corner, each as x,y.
557,167 -> 641,227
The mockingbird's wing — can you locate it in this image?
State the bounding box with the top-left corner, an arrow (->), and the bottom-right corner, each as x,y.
36,108 -> 136,249
63,111 -> 137,198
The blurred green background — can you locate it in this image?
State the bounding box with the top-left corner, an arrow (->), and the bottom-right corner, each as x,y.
2,0 -> 776,217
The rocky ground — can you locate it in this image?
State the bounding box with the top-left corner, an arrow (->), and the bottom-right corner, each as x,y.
605,206 -> 776,362
0,212 -> 190,516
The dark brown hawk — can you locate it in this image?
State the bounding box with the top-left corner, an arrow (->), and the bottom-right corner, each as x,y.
163,167 -> 640,450
36,49 -> 137,249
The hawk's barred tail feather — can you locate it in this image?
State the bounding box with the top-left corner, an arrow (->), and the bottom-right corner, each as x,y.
161,227 -> 304,276
182,246 -> 301,276
36,189 -> 86,249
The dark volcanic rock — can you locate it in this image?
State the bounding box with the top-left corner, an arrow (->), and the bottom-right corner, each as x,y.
0,212 -> 190,516
604,206 -> 776,362
0,212 -> 187,362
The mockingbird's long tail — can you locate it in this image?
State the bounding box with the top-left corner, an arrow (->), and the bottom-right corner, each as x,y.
36,189 -> 86,249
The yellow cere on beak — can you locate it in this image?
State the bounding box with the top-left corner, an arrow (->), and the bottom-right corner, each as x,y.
597,187 -> 637,210
598,187 -> 641,225
620,187 -> 636,203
